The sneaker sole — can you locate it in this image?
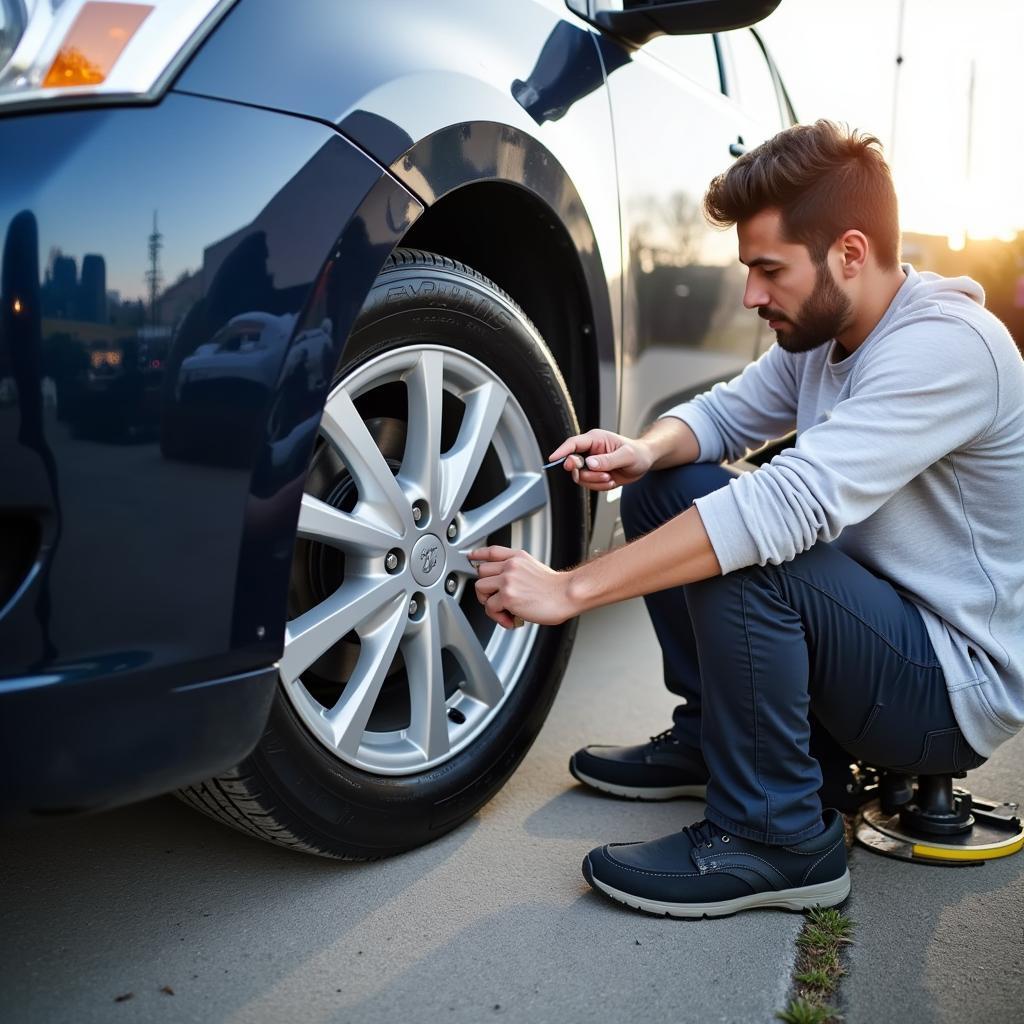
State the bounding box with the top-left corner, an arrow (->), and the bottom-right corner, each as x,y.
582,856 -> 851,919
569,756 -> 707,801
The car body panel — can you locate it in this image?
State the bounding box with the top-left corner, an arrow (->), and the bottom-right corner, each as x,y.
0,91 -> 422,815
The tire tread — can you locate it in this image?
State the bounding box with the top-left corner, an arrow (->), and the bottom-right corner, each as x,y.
176,770 -> 370,860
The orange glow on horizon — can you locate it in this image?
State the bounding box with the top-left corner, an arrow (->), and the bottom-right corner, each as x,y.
43,2 -> 153,89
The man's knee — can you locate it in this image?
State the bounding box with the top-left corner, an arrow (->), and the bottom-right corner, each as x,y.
683,544 -> 850,625
620,472 -> 668,539
621,462 -> 735,540
683,557 -> 787,621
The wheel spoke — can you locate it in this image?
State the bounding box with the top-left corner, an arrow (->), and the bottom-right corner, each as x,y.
327,595 -> 407,757
458,472 -> 547,549
297,493 -> 401,554
445,548 -> 476,578
281,575 -> 404,685
403,603 -> 450,762
439,599 -> 504,708
398,349 -> 445,502
320,387 -> 409,535
439,381 -> 507,523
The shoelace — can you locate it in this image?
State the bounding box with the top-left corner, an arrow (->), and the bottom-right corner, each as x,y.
648,728 -> 679,748
683,819 -> 725,850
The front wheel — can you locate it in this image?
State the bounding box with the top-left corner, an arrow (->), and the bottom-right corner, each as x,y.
178,250 -> 587,858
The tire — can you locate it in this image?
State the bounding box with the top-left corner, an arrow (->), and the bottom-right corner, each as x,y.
178,249 -> 587,858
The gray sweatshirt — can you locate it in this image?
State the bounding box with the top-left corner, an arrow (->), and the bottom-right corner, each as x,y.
662,265 -> 1024,757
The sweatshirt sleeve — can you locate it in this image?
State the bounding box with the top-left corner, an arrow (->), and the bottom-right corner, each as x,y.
694,319 -> 999,573
659,342 -> 800,463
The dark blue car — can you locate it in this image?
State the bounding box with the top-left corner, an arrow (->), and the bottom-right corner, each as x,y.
0,0 -> 792,857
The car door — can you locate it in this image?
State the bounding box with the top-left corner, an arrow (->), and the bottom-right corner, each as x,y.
597,27 -> 787,433
717,27 -> 794,357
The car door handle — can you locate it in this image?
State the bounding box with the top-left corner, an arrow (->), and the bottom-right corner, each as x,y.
729,139 -> 747,158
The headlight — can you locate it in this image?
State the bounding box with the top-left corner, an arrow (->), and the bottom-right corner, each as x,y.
0,0 -> 236,113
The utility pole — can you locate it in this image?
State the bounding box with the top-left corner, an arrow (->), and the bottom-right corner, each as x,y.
146,210 -> 163,327
889,0 -> 906,167
964,57 -> 976,246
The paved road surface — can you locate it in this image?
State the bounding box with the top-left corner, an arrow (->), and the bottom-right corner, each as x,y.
2,600 -> 800,1024
6,596 -> 1020,1024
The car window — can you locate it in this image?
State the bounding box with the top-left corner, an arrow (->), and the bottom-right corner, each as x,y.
641,33 -> 722,94
721,28 -> 783,131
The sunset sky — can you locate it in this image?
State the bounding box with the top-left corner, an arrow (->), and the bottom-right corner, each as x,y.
758,0 -> 1024,247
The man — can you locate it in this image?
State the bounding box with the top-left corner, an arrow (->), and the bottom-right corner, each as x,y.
470,120 -> 1024,919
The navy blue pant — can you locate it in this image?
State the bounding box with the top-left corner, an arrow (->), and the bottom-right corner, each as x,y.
621,463 -> 985,844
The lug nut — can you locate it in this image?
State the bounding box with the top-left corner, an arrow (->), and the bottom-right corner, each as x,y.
385,552 -> 399,573
446,522 -> 458,541
408,598 -> 419,617
412,506 -> 422,523
445,575 -> 458,595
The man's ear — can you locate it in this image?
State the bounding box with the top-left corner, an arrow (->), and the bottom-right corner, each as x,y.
836,230 -> 869,278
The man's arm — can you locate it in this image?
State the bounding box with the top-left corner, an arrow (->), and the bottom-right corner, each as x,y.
566,504 -> 720,610
663,343 -> 800,465
638,416 -> 701,469
471,500 -> 720,629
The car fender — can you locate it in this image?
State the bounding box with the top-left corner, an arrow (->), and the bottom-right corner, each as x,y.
175,0 -> 621,433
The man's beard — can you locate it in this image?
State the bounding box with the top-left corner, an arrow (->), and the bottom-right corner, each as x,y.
760,262 -> 853,354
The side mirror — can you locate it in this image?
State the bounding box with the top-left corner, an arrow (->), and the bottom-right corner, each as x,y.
566,0 -> 782,46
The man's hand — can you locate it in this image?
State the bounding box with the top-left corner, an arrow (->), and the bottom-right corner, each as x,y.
547,429 -> 654,491
470,546 -> 578,629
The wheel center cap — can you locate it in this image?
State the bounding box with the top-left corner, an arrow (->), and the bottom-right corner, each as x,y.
410,534 -> 446,586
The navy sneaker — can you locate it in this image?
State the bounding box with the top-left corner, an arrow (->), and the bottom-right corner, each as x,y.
582,809 -> 850,918
569,729 -> 709,800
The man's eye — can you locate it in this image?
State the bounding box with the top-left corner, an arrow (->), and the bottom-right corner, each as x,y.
763,268 -> 780,278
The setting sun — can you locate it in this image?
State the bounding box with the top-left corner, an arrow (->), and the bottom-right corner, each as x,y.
759,0 -> 1024,247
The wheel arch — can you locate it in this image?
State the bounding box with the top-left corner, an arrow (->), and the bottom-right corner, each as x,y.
235,124 -> 615,661
387,122 -> 614,441
399,179 -> 599,440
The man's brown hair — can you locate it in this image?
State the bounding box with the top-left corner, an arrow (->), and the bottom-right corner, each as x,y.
703,120 -> 900,270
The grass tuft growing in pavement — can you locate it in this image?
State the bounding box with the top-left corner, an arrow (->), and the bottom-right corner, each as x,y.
777,996 -> 837,1024
776,906 -> 854,1024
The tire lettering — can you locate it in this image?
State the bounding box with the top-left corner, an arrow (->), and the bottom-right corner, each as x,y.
389,280 -> 511,330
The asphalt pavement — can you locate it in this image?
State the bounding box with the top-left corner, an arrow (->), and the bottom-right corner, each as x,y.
2,597 -> 1021,1023
1,599 -> 799,1024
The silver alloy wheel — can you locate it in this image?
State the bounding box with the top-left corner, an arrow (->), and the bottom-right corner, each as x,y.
279,344 -> 552,775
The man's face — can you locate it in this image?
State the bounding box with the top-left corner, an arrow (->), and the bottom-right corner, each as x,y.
737,208 -> 852,353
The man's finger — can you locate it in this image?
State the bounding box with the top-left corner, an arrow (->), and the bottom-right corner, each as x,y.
572,465 -> 613,489
474,561 -> 505,578
582,445 -> 633,472
468,545 -> 514,563
474,576 -> 501,597
484,593 -> 515,629
547,431 -> 598,463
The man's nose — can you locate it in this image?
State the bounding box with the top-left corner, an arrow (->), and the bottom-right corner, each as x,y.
743,279 -> 769,310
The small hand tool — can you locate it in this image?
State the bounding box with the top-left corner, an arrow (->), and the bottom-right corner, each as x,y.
543,450 -> 589,471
